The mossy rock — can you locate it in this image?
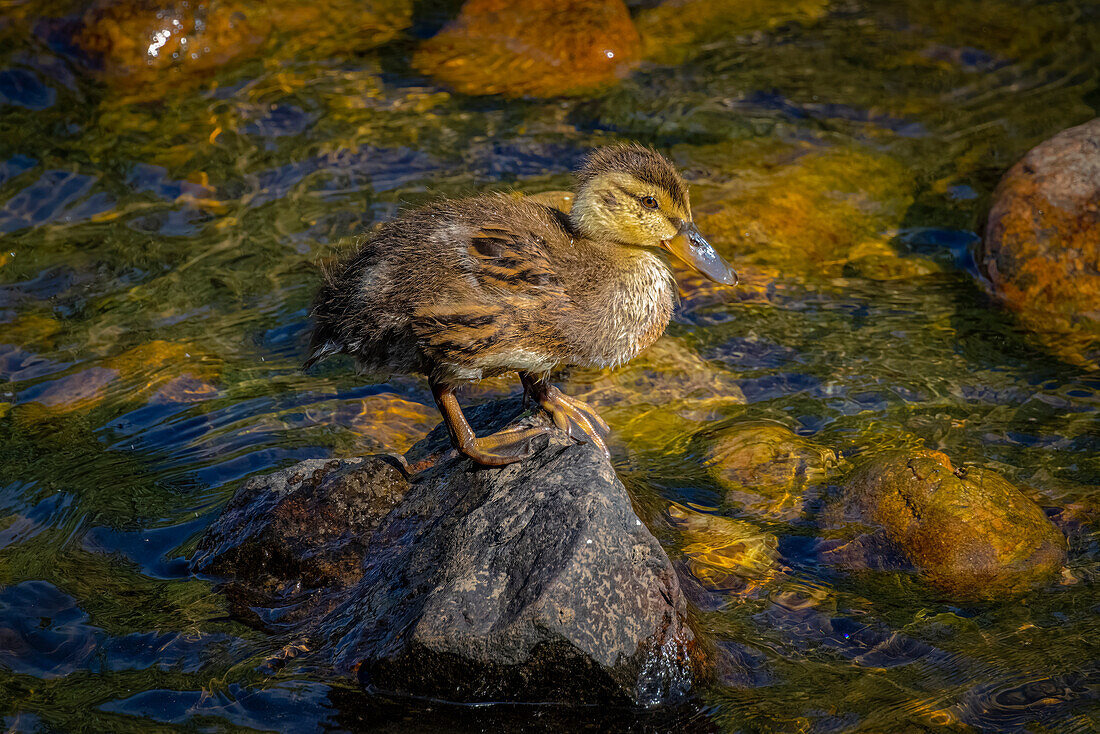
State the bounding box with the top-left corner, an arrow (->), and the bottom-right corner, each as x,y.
684,141 -> 916,280
635,0 -> 828,65
703,421 -> 836,522
822,449 -> 1067,601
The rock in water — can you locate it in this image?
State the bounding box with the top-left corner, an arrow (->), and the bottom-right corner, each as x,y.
75,0 -> 411,83
411,0 -> 640,98
634,0 -> 827,65
76,0 -> 270,80
821,450 -> 1067,601
192,456 -> 409,610
703,420 -> 836,522
193,401 -> 698,707
980,117 -> 1100,369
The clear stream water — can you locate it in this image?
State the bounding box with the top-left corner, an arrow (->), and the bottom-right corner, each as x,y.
1,0 -> 1100,731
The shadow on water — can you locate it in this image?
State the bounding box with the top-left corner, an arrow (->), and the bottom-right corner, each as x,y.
330,688 -> 719,734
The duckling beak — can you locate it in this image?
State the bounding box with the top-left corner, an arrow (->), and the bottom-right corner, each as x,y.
663,221 -> 739,285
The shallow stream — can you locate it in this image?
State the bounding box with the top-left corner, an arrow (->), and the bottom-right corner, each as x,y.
2,0 -> 1099,730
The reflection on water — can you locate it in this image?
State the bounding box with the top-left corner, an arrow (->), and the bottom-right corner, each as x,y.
2,0 -> 1099,730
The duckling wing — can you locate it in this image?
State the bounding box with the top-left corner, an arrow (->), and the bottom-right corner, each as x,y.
412,217 -> 572,374
465,226 -> 563,292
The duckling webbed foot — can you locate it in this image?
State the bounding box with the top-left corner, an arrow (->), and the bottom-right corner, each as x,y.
431,380 -> 551,467
520,373 -> 610,459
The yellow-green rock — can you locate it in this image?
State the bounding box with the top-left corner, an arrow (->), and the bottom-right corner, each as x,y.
668,502 -> 779,594
686,141 -> 917,280
704,421 -> 836,521
636,0 -> 828,65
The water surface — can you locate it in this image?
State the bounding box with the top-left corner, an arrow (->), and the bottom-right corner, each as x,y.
2,0 -> 1100,731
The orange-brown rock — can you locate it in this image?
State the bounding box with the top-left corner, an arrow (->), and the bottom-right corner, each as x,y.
412,0 -> 640,98
76,0 -> 411,82
76,0 -> 269,80
822,450 -> 1067,601
980,118 -> 1100,369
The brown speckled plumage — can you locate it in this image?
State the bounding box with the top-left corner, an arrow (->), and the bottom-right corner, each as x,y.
306,144 -> 736,466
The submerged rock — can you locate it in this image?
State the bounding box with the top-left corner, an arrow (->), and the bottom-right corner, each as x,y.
821,450 -> 1067,601
412,0 -> 640,98
979,117 -> 1100,369
264,0 -> 411,57
667,502 -> 780,598
76,0 -> 410,82
15,339 -> 219,416
193,401 -> 699,707
303,392 -> 438,455
635,0 -> 827,65
703,421 -> 836,521
572,337 -> 745,411
568,337 -> 746,456
687,141 -> 920,280
76,0 -> 270,80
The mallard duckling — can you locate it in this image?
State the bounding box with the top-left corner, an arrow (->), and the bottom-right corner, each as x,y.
306,144 -> 737,466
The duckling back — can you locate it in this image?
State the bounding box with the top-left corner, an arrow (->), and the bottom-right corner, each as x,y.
306,195 -> 589,379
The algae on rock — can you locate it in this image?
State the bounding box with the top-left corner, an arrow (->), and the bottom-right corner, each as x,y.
635,0 -> 828,65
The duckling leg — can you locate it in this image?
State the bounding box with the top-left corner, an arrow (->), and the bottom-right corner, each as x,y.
520,373 -> 610,459
430,380 -> 552,466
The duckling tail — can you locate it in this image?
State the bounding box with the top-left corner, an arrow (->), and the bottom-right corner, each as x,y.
303,334 -> 343,370
303,274 -> 347,370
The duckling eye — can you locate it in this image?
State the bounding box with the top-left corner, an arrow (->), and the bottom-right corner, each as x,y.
641,196 -> 658,210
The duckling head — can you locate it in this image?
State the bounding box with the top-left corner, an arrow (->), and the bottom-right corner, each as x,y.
571,144 -> 738,285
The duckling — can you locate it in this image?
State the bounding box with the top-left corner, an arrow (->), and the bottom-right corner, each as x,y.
306,144 -> 737,466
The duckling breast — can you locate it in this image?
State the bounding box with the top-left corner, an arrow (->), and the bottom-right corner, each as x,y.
570,249 -> 676,369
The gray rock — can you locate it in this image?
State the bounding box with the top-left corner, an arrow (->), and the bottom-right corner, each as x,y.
193,401 -> 698,707
193,457 -> 408,596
